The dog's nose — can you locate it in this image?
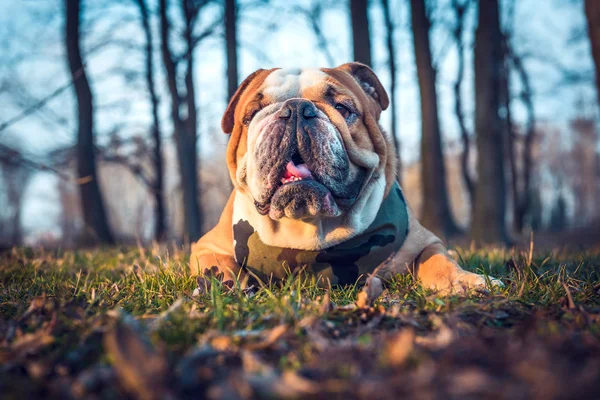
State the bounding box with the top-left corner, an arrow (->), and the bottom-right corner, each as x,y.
301,102 -> 317,119
278,99 -> 318,120
279,107 -> 292,119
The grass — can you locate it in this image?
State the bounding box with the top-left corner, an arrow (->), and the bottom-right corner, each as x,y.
1,244 -> 599,399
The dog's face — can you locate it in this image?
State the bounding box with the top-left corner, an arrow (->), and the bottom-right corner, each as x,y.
223,63 -> 396,222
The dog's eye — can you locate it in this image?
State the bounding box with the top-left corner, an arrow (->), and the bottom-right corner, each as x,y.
243,108 -> 261,126
335,103 -> 352,119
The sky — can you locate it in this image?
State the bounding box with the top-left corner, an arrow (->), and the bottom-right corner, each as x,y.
0,0 -> 596,241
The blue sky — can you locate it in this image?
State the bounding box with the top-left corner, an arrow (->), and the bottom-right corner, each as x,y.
0,0 -> 596,240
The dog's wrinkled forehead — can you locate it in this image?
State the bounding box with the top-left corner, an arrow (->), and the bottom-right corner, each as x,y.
260,68 -> 329,101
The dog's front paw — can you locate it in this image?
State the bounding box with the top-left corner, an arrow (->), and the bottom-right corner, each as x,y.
193,266 -> 235,296
448,271 -> 503,293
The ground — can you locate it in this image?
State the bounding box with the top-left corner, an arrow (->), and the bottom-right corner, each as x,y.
1,245 -> 599,399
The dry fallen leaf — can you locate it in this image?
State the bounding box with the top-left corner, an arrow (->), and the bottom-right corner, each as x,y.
356,291 -> 369,309
415,316 -> 453,349
210,335 -> 234,351
0,330 -> 55,366
248,370 -> 319,399
104,314 -> 173,400
356,275 -> 384,308
277,370 -> 319,396
384,328 -> 415,367
241,350 -> 275,376
247,324 -> 288,350
318,290 -> 331,314
71,365 -> 116,398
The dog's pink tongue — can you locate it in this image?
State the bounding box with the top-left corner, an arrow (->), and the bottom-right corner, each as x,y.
283,161 -> 312,179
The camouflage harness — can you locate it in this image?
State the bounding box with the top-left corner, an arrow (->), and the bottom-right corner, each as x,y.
232,183 -> 410,285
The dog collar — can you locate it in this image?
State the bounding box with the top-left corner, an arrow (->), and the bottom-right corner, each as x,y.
232,182 -> 409,285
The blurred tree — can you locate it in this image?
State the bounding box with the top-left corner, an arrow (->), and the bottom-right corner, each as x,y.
502,0 -> 536,235
410,0 -> 459,238
225,0 -> 239,101
528,184 -> 542,232
450,0 -> 474,208
159,0 -> 216,242
471,0 -> 508,244
350,0 -> 372,66
585,0 -> 600,108
64,0 -> 115,244
0,145 -> 33,246
56,177 -> 82,247
549,192 -> 568,232
134,0 -> 167,242
570,115 -> 598,221
381,0 -> 401,182
500,4 -> 517,237
508,50 -> 536,234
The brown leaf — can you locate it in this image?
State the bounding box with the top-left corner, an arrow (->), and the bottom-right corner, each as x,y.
103,314 -> 173,400
0,330 -> 54,365
246,324 -> 288,351
318,290 -> 331,314
277,371 -> 319,396
210,335 -> 234,351
384,329 -> 415,367
248,370 -> 319,398
21,295 -> 49,318
71,365 -> 116,399
300,318 -> 330,351
356,275 -> 384,308
415,317 -> 453,349
356,291 -> 369,309
241,350 -> 275,376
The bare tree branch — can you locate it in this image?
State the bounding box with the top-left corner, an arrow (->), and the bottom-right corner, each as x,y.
98,152 -> 155,190
293,2 -> 335,66
0,143 -> 75,182
0,69 -> 83,136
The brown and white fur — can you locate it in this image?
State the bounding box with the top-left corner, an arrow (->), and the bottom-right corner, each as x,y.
191,63 -> 501,293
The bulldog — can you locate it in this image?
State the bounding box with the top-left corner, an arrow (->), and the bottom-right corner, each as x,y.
190,62 -> 500,293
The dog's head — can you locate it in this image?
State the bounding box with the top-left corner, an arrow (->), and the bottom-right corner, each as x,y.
223,63 -> 396,221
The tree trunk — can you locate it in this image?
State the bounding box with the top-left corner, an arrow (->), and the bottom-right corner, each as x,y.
382,0 -> 401,182
501,37 -> 519,235
159,0 -> 202,242
410,0 -> 459,238
64,0 -> 114,244
11,199 -> 22,246
585,0 -> 600,109
136,0 -> 167,242
350,0 -> 372,66
225,0 -> 239,101
471,0 -> 508,244
506,42 -> 536,234
450,0 -> 474,208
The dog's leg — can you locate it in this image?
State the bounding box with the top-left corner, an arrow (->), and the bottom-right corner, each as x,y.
415,242 -> 502,293
190,252 -> 243,291
190,191 -> 246,293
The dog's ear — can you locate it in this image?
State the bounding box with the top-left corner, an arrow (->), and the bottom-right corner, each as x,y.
335,62 -> 389,111
222,69 -> 272,134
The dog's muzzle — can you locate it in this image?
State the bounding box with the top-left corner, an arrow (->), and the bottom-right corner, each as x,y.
250,98 -> 362,220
